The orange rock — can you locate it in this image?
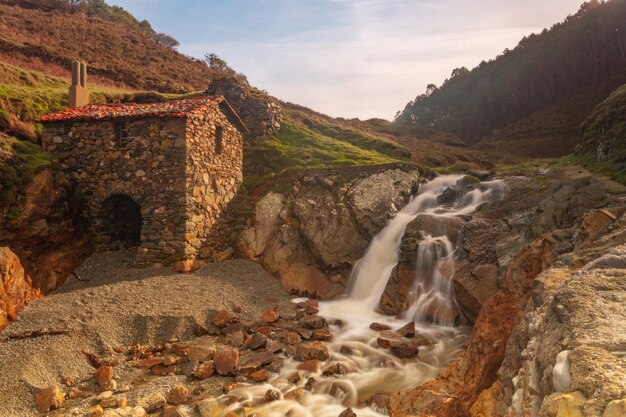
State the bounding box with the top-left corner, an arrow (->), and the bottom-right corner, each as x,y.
249,370 -> 271,382
0,247 -> 41,330
297,359 -> 321,373
34,386 -> 65,413
261,306 -> 280,323
212,309 -> 239,327
166,385 -> 189,405
214,349 -> 239,376
95,365 -> 113,388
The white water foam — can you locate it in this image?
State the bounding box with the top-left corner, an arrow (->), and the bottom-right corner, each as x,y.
200,175 -> 507,417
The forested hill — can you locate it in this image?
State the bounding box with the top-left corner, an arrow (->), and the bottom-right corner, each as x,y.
0,0 -> 212,92
396,0 -> 626,145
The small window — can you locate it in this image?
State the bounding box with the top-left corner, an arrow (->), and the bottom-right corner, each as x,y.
114,120 -> 128,147
215,125 -> 224,155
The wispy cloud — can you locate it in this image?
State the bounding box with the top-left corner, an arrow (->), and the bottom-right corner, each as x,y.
110,0 -> 583,119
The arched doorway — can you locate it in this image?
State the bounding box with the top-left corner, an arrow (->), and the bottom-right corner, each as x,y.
99,194 -> 143,246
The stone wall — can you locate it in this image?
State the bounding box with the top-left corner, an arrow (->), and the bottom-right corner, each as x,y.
41,109 -> 244,268
183,108 -> 243,267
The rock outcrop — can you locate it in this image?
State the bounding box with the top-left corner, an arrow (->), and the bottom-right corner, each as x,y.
238,167 -> 421,298
207,77 -> 283,140
0,246 -> 40,329
470,249 -> 626,417
389,167 -> 626,417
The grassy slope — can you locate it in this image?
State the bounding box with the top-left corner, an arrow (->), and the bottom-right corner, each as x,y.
0,2 -> 211,92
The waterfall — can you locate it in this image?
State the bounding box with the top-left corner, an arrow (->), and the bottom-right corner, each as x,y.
347,174 -> 507,324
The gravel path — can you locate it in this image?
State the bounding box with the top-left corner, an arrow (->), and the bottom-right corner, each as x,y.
0,251 -> 293,416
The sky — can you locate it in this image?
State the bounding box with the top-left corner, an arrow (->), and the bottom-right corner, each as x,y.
107,0 -> 584,120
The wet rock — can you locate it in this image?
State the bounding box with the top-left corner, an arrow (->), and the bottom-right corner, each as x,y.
214,349 -> 239,376
264,389 -> 281,402
34,386 -> 65,413
389,340 -> 420,358
370,322 -> 392,331
312,328 -> 333,341
395,322 -> 416,338
136,393 -> 166,413
323,362 -> 350,376
297,328 -> 313,339
249,370 -> 271,382
299,314 -> 328,329
261,306 -> 280,323
369,393 -> 391,413
166,386 -> 189,405
294,341 -> 330,361
285,387 -> 305,401
338,408 -> 357,417
376,338 -> 392,349
298,359 -> 321,372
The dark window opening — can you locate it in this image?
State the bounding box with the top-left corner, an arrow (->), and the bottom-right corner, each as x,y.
114,120 -> 128,147
215,125 -> 224,154
99,194 -> 142,247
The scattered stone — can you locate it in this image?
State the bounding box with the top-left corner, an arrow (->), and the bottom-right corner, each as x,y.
262,306 -> 280,323
103,406 -> 147,417
297,328 -> 313,340
312,328 -> 332,341
395,322 -> 416,338
69,389 -> 81,399
298,359 -> 321,373
294,341 -> 330,361
264,389 -> 281,402
162,406 -> 185,417
212,310 -> 239,327
603,399 -> 626,417
338,408 -> 357,417
96,365 -> 114,389
118,385 -> 131,393
246,332 -> 268,350
299,315 -> 328,329
249,370 -> 271,382
100,397 -> 120,409
151,365 -> 176,376
171,343 -> 190,357
214,349 -> 240,376
162,355 -> 177,366
370,322 -> 392,331
266,339 -> 284,353
193,361 -> 215,380
304,305 -> 319,315
188,344 -> 216,361
166,385 -> 189,405
276,331 -> 302,345
369,393 -> 391,413
136,392 -> 166,413
136,358 -> 164,369
34,386 -> 65,413
97,391 -> 114,401
88,405 -> 105,417
197,399 -> 220,417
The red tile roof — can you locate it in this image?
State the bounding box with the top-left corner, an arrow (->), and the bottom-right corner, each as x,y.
37,96 -> 225,123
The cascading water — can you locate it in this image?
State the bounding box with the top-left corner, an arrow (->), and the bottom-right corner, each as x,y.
195,175 -> 507,417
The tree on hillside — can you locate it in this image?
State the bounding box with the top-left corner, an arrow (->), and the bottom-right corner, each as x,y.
154,33 -> 179,50
396,0 -> 626,144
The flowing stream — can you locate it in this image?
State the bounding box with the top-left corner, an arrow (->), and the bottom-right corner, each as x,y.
202,175 -> 507,417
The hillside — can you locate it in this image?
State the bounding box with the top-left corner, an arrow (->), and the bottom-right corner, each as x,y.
396,0 -> 626,148
0,0 -> 212,92
575,83 -> 626,183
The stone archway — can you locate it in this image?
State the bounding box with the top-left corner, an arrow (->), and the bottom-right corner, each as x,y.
99,194 -> 143,246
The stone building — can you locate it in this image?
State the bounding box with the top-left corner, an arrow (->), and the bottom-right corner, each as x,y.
39,96 -> 246,270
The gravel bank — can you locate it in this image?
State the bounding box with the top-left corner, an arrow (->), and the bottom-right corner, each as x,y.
0,251 -> 293,416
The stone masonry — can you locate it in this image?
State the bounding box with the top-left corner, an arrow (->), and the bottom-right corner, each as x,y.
39,96 -> 245,270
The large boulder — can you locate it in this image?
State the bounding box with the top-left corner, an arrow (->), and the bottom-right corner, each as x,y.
0,246 -> 40,329
237,168 -> 420,298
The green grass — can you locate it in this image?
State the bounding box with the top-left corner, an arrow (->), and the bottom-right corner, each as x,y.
245,117 -> 407,185
0,62 -> 136,122
0,133 -> 53,207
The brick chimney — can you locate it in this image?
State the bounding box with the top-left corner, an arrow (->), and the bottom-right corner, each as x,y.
69,60 -> 89,108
